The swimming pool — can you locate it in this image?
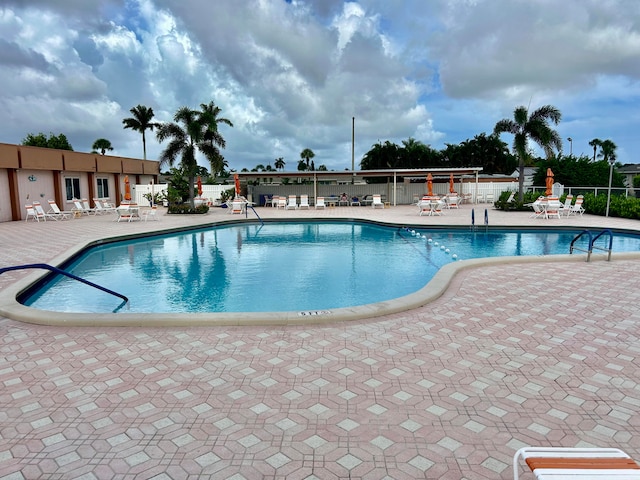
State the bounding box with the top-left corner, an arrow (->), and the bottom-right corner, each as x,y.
19,221 -> 640,316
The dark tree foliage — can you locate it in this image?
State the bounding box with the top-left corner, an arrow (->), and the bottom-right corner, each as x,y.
531,155 -> 625,188
22,132 -> 74,150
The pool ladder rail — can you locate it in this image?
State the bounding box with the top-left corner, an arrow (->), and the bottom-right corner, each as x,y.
245,205 -> 264,225
470,208 -> 489,232
570,229 -> 613,262
0,263 -> 129,313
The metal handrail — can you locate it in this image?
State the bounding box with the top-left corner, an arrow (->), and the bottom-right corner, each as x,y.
0,263 -> 129,310
570,229 -> 613,262
245,205 -> 264,225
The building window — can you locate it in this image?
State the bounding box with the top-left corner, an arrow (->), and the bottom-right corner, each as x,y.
65,177 -> 80,201
96,178 -> 109,199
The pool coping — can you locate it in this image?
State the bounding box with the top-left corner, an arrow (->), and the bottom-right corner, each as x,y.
2,219 -> 640,326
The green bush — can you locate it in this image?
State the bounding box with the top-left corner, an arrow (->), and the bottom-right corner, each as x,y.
168,204 -> 209,215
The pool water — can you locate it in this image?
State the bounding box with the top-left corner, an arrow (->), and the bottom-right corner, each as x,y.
22,222 -> 640,314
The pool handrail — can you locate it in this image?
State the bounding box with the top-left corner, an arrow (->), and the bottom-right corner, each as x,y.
0,263 -> 129,311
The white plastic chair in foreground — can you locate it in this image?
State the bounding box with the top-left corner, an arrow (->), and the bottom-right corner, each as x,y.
514,446 -> 640,480
371,194 -> 384,209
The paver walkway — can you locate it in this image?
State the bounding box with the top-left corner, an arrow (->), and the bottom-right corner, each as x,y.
1,205 -> 640,479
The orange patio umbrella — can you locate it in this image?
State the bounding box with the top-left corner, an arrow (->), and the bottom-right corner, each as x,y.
449,173 -> 455,193
123,175 -> 131,201
196,176 -> 203,197
545,168 -> 554,196
234,173 -> 241,197
426,173 -> 433,196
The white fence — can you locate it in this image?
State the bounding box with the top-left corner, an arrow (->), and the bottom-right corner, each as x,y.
133,183 -> 231,206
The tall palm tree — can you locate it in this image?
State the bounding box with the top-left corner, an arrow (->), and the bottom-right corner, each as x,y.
589,138 -> 602,162
198,101 -> 233,177
274,157 -> 285,171
92,138 -> 113,155
597,139 -> 617,163
494,105 -> 562,201
122,105 -> 159,160
300,148 -> 315,170
156,107 -> 205,208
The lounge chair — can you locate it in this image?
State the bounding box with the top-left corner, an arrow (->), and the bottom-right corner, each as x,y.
315,197 -> 326,209
47,200 -> 72,220
567,195 -> 585,217
299,195 -> 310,209
513,446 -> 640,480
285,195 -> 297,210
371,194 -> 384,209
544,197 -> 562,219
350,196 -> 361,206
72,200 -> 92,216
94,199 -> 116,214
447,195 -> 459,209
418,196 -> 432,216
141,206 -> 159,221
276,196 -> 287,209
24,204 -> 42,222
485,192 -> 494,204
82,199 -> 97,215
560,194 -> 573,216
33,201 -> 55,221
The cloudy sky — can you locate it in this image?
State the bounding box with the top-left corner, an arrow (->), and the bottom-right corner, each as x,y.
1,0 -> 639,172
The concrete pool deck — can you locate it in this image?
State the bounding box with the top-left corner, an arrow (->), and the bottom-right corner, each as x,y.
1,204 -> 640,478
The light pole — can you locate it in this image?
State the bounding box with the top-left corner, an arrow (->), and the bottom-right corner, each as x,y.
605,157 -> 615,217
567,137 -> 573,156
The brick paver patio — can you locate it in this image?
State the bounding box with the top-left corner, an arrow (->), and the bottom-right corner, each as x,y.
1,204 -> 639,479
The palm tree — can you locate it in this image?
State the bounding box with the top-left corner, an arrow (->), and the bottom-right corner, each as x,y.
122,105 -> 159,160
156,107 -> 205,208
92,138 -> 113,155
494,105 -> 562,201
597,139 -> 617,163
198,101 -> 233,177
300,148 -> 315,170
589,138 -> 602,162
274,157 -> 285,171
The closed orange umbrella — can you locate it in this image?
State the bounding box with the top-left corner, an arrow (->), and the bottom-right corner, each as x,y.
449,173 -> 455,193
197,176 -> 203,196
124,175 -> 131,201
234,173 -> 241,197
545,168 -> 554,196
426,173 -> 433,196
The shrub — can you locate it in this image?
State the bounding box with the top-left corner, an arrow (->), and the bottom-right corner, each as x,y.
168,204 -> 209,215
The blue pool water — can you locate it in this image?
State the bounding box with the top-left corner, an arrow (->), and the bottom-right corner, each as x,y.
22,222 -> 640,313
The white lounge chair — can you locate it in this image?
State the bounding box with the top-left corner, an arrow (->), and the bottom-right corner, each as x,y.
81,198 -> 97,215
47,200 -> 72,220
24,204 -> 41,222
315,197 -> 326,209
94,199 -> 116,214
230,200 -> 244,214
141,206 -> 159,221
72,200 -> 92,216
544,197 -> 562,219
285,195 -> 297,210
371,194 -> 384,209
567,195 -> 585,217
33,201 -> 55,221
276,196 -> 287,209
447,195 -> 459,209
514,446 -> 640,480
559,194 -> 573,216
299,195 -> 310,209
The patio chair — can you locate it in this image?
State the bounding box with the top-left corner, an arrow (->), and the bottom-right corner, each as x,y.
350,196 -> 361,206
72,199 -> 92,216
81,199 -> 97,215
276,196 -> 287,209
567,195 -> 585,217
230,200 -> 244,214
299,195 -> 310,209
560,194 -> 573,216
141,206 -> 159,221
94,199 -> 116,214
371,194 -> 384,209
545,197 -> 562,219
33,201 -> 56,221
315,197 -> 326,209
513,446 -> 640,480
24,204 -> 41,222
447,195 -> 459,209
47,200 -> 72,220
285,195 -> 297,210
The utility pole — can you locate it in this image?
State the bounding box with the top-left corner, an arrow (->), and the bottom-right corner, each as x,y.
351,116 -> 355,184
